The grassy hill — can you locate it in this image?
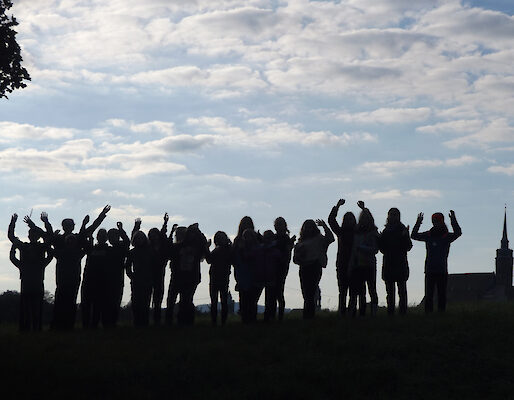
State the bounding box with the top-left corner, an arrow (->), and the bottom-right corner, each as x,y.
0,304 -> 513,399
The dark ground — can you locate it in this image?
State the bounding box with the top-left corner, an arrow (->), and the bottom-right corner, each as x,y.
0,303 -> 513,399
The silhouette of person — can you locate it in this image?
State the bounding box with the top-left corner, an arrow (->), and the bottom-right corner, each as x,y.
273,217 -> 295,321
378,208 -> 412,315
105,222 -> 130,327
147,213 -> 171,325
81,229 -> 110,328
205,231 -> 233,326
234,227 -> 263,323
293,219 -> 334,319
262,230 -> 282,322
328,199 -> 356,316
45,205 -> 111,330
233,216 -> 259,323
171,223 -> 208,325
347,201 -> 379,317
165,224 -> 183,326
126,229 -> 152,327
8,213 -> 53,331
411,210 -> 462,313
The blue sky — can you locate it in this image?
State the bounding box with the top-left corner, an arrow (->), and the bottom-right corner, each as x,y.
0,0 -> 513,309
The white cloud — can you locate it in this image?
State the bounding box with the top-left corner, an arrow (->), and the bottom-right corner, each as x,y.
488,164 -> 514,176
416,119 -> 484,134
358,155 -> 479,176
359,188 -> 442,200
444,119 -> 514,148
336,107 -> 432,124
0,122 -> 74,141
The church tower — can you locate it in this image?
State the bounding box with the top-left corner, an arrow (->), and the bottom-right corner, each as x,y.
496,207 -> 513,297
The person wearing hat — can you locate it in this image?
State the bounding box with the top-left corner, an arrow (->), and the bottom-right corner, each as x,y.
411,210 -> 462,313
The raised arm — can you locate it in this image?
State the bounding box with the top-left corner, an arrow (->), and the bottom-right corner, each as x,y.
23,215 -> 46,238
411,212 -> 429,241
328,199 -> 345,236
131,217 -> 141,241
117,222 -> 130,249
448,210 -> 462,242
316,219 -> 335,245
83,205 -> 111,236
8,214 -> 22,246
10,244 -> 21,269
161,213 -> 169,236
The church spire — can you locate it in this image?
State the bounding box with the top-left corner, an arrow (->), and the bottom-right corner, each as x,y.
501,206 -> 509,250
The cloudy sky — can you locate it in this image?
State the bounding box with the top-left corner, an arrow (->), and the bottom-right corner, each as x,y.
1,0 -> 513,309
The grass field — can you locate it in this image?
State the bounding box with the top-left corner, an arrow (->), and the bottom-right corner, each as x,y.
1,304 -> 513,399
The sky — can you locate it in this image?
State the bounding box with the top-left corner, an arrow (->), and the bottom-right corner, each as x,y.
0,0 -> 513,309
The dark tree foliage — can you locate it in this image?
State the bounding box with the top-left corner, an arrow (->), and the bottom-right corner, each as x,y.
0,0 -> 30,98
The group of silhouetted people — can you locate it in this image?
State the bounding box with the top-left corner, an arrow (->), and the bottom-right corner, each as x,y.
7,199 -> 461,331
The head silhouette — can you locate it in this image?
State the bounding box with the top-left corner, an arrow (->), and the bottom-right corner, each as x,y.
97,228 -> 108,245
62,218 -> 75,234
299,219 -> 320,241
263,230 -> 275,244
342,212 -> 356,230
357,209 -> 376,233
386,208 -> 401,226
148,228 -> 161,245
214,231 -> 230,247
237,216 -> 254,237
175,226 -> 187,243
132,231 -> 148,248
431,212 -> 448,228
274,217 -> 289,235
242,228 -> 258,246
107,228 -> 120,245
28,228 -> 41,243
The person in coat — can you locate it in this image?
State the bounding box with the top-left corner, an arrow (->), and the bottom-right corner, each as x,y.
411,210 -> 462,313
378,208 -> 412,315
328,198 -> 356,316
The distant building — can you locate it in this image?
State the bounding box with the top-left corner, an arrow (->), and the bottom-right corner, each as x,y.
446,208 -> 513,303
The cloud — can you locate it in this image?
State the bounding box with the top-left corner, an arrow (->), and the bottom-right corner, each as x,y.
444,119 -> 514,148
336,107 -> 432,124
358,155 -> 479,176
416,119 -> 484,134
359,188 -> 442,200
488,164 -> 514,176
92,189 -> 145,199
0,122 -> 75,142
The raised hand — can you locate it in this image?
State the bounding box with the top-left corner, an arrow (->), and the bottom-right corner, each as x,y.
336,198 -> 345,207
54,229 -> 61,235
357,201 -> 365,210
171,223 -> 178,233
117,221 -> 123,230
449,210 -> 456,219
416,212 -> 424,224
135,218 -> 142,229
101,205 -> 111,215
315,219 -> 327,227
163,212 -> 169,223
23,215 -> 33,225
291,235 -> 297,243
82,215 -> 90,226
11,214 -> 18,224
40,212 -> 48,223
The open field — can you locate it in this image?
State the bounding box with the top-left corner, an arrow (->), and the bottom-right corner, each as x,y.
1,304 -> 513,399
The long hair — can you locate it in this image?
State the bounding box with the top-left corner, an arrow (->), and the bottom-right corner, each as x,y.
356,209 -> 377,233
299,219 -> 320,242
341,212 -> 356,231
237,216 -> 255,238
274,216 -> 290,235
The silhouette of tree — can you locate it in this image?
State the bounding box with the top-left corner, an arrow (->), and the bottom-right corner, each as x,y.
1,0 -> 30,98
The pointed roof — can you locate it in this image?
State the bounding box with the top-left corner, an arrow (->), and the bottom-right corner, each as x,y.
501,206 -> 509,250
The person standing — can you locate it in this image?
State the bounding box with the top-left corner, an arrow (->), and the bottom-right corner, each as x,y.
328,199 -> 356,316
273,217 -> 295,321
378,208 -> 412,315
411,210 -> 462,313
347,201 -> 379,317
293,219 -> 334,319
